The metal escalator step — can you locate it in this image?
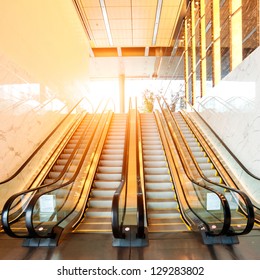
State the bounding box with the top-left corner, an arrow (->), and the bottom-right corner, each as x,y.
196,157 -> 209,163
66,143 -> 77,149
91,189 -> 116,197
95,173 -> 121,181
103,143 -> 124,149
144,161 -> 167,168
85,208 -> 112,218
148,209 -> 181,219
142,144 -> 162,150
105,138 -> 125,144
97,166 -> 122,173
143,150 -> 164,156
145,174 -> 171,182
88,198 -> 113,208
99,159 -> 123,166
100,153 -> 123,160
186,140 -> 199,146
149,217 -> 185,226
202,169 -> 218,177
142,140 -> 161,145
144,167 -> 169,175
145,182 -> 173,190
52,165 -> 65,172
93,180 -> 121,189
147,200 -> 178,210
192,151 -> 205,158
207,176 -> 223,184
198,162 -> 212,170
143,155 -> 165,161
102,149 -> 124,155
146,190 -> 175,200
190,146 -> 202,152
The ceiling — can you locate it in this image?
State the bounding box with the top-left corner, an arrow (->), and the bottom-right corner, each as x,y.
72,0 -> 187,80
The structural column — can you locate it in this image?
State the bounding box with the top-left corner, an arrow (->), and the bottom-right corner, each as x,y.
200,0 -> 206,97
212,0 -> 221,86
191,0 -> 197,104
184,16 -> 189,102
119,74 -> 125,113
230,0 -> 242,70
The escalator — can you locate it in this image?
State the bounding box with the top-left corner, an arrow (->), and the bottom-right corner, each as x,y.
140,113 -> 188,232
74,113 -> 127,233
1,104 -> 114,245
0,98 -> 90,227
173,111 -> 254,232
158,97 -> 254,240
2,112 -> 97,238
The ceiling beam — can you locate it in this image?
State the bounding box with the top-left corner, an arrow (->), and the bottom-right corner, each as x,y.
92,47 -> 175,57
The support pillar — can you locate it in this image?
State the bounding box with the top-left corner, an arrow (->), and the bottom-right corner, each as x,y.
119,74 -> 125,113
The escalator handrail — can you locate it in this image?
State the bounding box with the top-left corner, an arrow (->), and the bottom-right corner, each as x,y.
1,101 -> 107,238
135,100 -> 146,239
185,98 -> 260,214
162,97 -> 254,235
111,102 -> 131,239
179,109 -> 255,234
0,97 -> 93,184
156,98 -> 231,236
187,99 -> 260,181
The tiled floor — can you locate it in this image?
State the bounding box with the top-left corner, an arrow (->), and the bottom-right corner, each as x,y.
1,229 -> 260,260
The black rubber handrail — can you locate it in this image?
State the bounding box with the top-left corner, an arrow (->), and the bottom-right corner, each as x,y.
156,98 -> 231,236
161,97 -> 254,235
135,100 -> 146,239
0,97 -> 93,184
111,101 -> 131,239
186,99 -> 260,181
185,99 -> 260,216
1,101 -> 107,238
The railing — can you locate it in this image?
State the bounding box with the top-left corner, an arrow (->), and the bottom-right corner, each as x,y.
135,99 -> 146,239
111,101 -> 131,239
185,99 -> 260,219
160,97 -> 254,236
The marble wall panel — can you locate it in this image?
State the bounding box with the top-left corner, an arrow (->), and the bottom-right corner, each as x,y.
195,46 -> 260,203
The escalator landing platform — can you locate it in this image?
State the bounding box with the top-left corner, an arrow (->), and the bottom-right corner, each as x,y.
1,230 -> 260,260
